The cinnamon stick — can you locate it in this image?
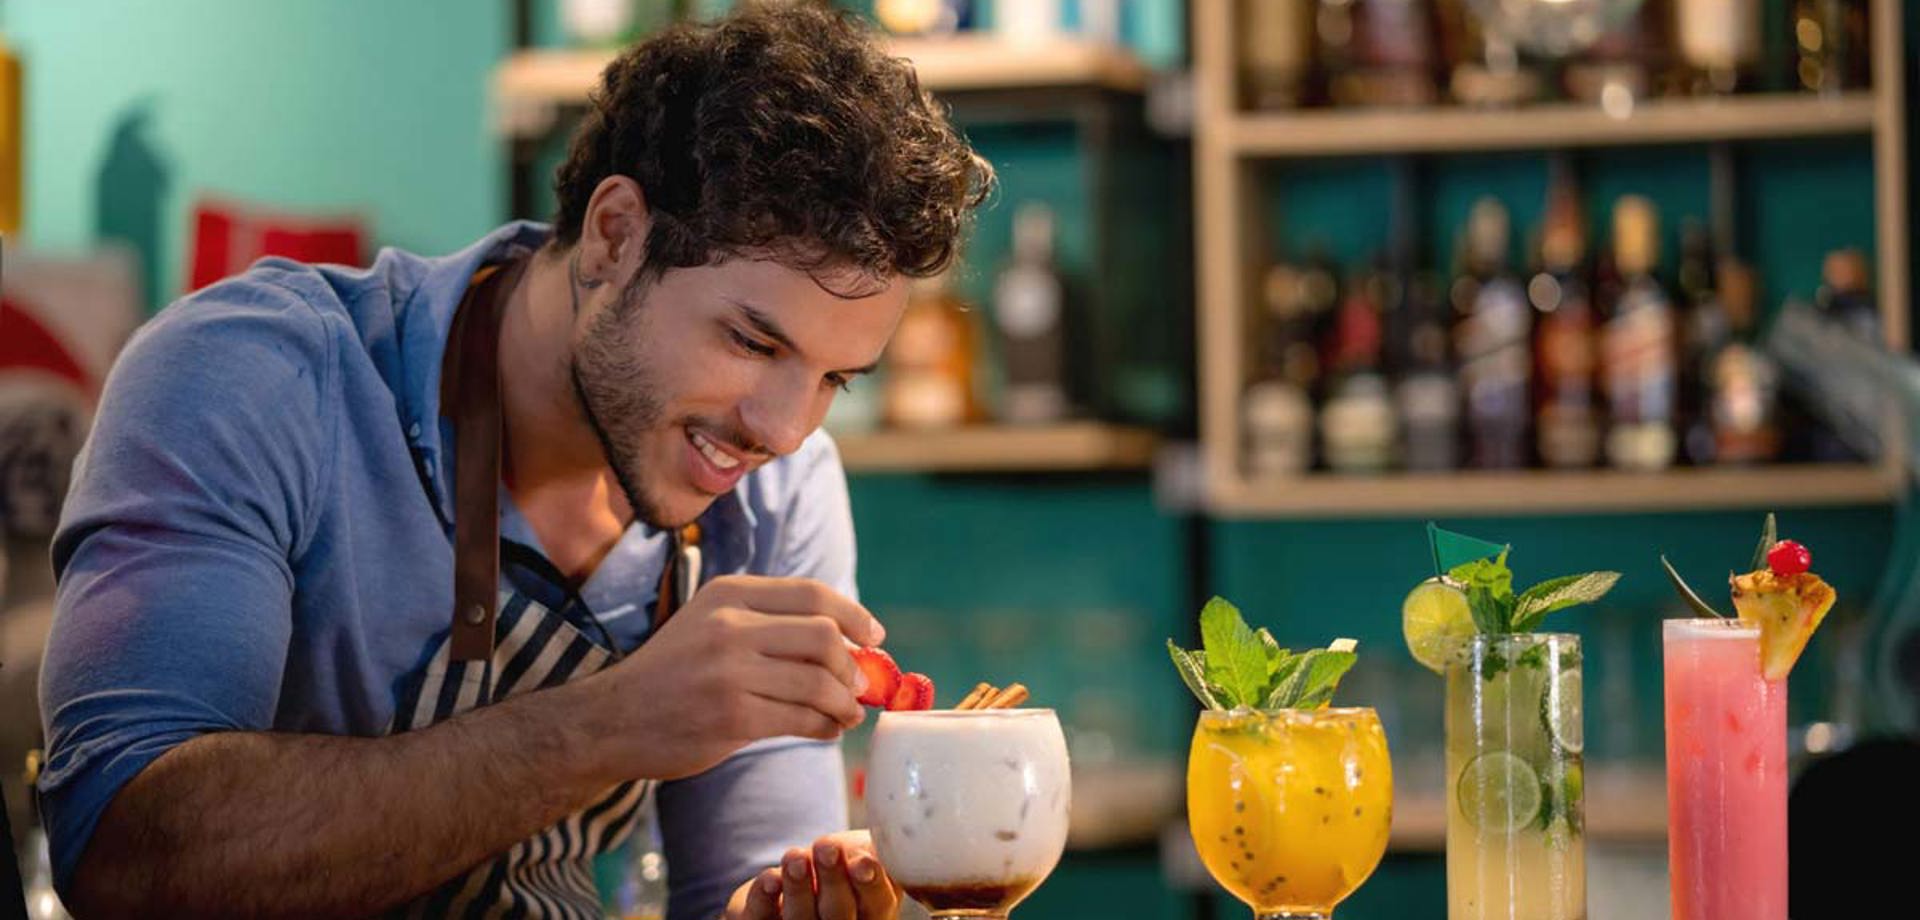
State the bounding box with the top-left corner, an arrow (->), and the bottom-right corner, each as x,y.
955,682 -> 995,711
986,683 -> 1029,710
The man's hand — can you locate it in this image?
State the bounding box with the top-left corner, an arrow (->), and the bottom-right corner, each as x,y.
728,830 -> 901,920
581,575 -> 884,782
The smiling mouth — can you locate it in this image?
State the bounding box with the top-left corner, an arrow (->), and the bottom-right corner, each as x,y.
689,429 -> 745,471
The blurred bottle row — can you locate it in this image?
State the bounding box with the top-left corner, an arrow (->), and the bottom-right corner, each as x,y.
828,202 -> 1091,434
1242,168 -> 1878,477
1239,0 -> 1871,112
554,0 -> 1183,63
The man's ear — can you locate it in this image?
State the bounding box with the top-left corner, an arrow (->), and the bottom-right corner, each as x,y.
577,175 -> 651,289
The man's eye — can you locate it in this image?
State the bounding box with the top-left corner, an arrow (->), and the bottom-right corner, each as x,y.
824,374 -> 854,393
729,329 -> 776,357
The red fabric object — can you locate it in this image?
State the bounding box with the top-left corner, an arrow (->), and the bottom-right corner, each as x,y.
0,297 -> 92,392
188,198 -> 367,293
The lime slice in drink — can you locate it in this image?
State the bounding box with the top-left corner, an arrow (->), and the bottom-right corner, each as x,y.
1540,669 -> 1583,754
1402,577 -> 1475,674
1456,751 -> 1543,834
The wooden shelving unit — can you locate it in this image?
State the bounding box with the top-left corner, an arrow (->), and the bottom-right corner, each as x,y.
835,422 -> 1158,473
1225,92 -> 1877,157
1210,464 -> 1896,518
1193,0 -> 1909,518
493,34 -> 1146,138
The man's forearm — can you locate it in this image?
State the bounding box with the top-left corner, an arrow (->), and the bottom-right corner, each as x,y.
65,675 -> 623,919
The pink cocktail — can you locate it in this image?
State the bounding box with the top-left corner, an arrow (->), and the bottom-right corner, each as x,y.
1661,618 -> 1787,920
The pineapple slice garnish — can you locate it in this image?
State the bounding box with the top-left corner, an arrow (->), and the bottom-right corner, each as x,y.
1729,568 -> 1836,682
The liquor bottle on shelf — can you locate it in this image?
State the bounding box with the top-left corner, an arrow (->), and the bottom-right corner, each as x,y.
1789,0 -> 1871,95
1434,0 -> 1542,107
883,272 -> 983,429
1320,262 -> 1397,472
1564,0 -> 1671,110
1815,248 -> 1878,344
874,0 -> 972,35
1530,173 -> 1601,469
1676,220 -> 1731,465
1705,261 -> 1782,465
1452,197 -> 1532,470
1240,0 -> 1317,109
1598,195 -> 1680,472
1244,256 -> 1333,476
1782,248 -> 1877,462
1392,266 -> 1457,471
1315,0 -> 1440,108
1381,158 -> 1456,471
1673,0 -> 1764,95
991,202 -> 1073,425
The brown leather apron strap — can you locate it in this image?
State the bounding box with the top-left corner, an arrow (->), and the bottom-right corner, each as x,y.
654,522 -> 702,630
444,253 -> 528,662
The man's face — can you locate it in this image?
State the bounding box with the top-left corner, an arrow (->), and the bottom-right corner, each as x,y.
570,256 -> 905,528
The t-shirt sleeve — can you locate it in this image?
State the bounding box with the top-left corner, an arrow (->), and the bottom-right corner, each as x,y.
767,431 -> 858,601
36,280 -> 335,890
656,736 -> 848,920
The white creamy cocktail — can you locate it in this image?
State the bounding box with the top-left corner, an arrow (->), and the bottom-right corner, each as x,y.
865,709 -> 1071,918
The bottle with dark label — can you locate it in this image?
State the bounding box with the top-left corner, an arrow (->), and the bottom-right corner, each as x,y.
1789,247 -> 1877,462
1393,267 -> 1457,471
1815,248 -> 1878,344
1676,220 -> 1731,464
1321,261 -> 1397,472
1531,174 -> 1601,469
1316,0 -> 1440,108
1706,261 -> 1782,464
1564,0 -> 1671,108
1599,195 -> 1679,471
1382,158 -> 1456,471
1434,0 -> 1541,107
1244,258 -> 1325,477
992,203 -> 1072,425
1241,0 -> 1317,109
1453,197 -> 1532,469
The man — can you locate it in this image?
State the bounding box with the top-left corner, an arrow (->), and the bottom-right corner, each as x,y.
37,6 -> 991,918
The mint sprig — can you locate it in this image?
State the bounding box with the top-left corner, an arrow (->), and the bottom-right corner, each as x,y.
1443,543 -> 1618,635
1166,597 -> 1358,711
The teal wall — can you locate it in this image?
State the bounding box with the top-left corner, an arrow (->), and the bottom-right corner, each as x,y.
3,0 -> 504,310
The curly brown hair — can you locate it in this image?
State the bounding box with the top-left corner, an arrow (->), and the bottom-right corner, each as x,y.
551,3 -> 994,293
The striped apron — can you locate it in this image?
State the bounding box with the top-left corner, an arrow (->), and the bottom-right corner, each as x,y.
387,252 -> 701,918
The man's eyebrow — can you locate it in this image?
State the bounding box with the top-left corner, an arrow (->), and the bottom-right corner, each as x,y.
729,299 -> 801,353
728,298 -> 881,376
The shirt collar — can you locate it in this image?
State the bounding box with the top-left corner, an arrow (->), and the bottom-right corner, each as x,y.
394,221 -> 755,568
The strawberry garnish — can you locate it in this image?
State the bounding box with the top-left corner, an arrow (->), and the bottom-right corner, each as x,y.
852,647 -> 902,708
888,672 -> 935,711
1766,540 -> 1811,576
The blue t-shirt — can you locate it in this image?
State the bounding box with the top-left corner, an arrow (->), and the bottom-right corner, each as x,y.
39,221 -> 856,918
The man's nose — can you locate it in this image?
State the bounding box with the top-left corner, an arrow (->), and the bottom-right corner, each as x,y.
739,375 -> 816,457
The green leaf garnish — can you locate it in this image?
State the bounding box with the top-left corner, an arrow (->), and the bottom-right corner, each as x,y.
1467,583 -> 1510,635
1166,640 -> 1221,710
1199,597 -> 1269,709
1513,572 -> 1623,633
1287,643 -> 1359,709
1439,538 -> 1616,633
1168,597 -> 1359,711
1749,512 -> 1778,573
1661,554 -> 1728,619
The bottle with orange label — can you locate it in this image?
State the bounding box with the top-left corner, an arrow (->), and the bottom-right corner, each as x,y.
883,273 -> 983,429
